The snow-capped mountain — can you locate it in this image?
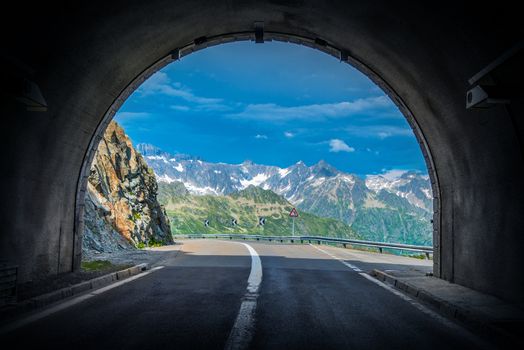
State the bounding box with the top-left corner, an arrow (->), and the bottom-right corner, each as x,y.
136,143 -> 433,220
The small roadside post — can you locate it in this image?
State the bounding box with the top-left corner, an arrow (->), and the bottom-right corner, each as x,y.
289,208 -> 299,236
258,217 -> 265,237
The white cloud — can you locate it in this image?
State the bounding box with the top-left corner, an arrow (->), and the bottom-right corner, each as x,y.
139,72 -> 223,105
115,112 -> 151,119
255,134 -> 268,139
346,125 -> 413,139
170,105 -> 190,112
284,131 -> 295,138
380,169 -> 408,180
227,96 -> 392,121
329,139 -> 355,153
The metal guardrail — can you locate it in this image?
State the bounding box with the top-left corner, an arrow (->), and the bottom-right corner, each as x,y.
173,234 -> 433,258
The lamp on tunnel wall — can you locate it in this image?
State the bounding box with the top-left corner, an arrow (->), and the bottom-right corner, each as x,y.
466,41 -> 523,109
466,85 -> 510,109
14,79 -> 48,112
254,21 -> 264,43
2,54 -> 48,112
171,48 -> 180,61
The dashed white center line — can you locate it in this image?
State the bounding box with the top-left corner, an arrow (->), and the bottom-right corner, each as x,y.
224,242 -> 262,350
309,243 -> 363,272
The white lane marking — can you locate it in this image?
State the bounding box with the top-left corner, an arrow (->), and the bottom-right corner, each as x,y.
309,243 -> 363,272
243,243 -> 262,294
358,273 -> 492,349
308,244 -> 491,347
358,272 -> 459,326
224,243 -> 262,350
0,266 -> 165,335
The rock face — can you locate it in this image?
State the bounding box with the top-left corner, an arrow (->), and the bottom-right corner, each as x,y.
83,122 -> 172,253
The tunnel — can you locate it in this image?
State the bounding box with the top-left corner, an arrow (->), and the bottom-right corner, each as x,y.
1,0 -> 523,307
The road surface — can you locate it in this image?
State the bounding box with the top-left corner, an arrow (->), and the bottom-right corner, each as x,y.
1,240 -> 492,349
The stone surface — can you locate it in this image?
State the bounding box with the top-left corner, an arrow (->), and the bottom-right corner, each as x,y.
83,121 -> 173,253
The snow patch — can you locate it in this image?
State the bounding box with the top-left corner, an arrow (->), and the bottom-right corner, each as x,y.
240,173 -> 269,188
339,175 -> 355,183
147,155 -> 169,164
311,177 -> 326,187
174,164 -> 184,172
278,168 -> 290,178
184,183 -> 221,196
156,174 -> 179,183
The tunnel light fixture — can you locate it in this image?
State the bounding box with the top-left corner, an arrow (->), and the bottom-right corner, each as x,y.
170,48 -> 180,61
466,40 -> 523,109
15,79 -> 48,112
339,50 -> 349,62
466,85 -> 510,109
254,22 -> 264,43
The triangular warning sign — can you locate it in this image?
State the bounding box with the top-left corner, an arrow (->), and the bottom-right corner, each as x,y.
289,208 -> 299,217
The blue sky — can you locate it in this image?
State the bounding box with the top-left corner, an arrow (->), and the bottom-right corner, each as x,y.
115,41 -> 427,176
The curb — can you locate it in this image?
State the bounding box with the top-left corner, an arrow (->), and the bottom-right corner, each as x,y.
0,263 -> 148,321
370,269 -> 521,347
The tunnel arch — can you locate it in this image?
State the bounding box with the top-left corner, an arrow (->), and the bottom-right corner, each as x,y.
2,0 -> 523,304
75,32 -> 442,274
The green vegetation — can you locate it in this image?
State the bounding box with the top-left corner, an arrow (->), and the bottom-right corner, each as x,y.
351,207 -> 432,246
160,184 -> 359,239
130,210 -> 141,223
81,260 -> 114,271
136,235 -> 166,249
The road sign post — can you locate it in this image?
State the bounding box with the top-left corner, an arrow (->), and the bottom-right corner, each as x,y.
289,208 -> 299,236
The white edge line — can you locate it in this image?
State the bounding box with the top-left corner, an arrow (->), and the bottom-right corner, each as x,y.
0,266 -> 165,335
357,271 -> 493,349
308,243 -> 491,346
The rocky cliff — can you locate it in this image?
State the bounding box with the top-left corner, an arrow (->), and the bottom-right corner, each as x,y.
83,121 -> 173,253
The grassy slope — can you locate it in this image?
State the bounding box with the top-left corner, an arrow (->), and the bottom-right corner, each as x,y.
160,184 -> 359,239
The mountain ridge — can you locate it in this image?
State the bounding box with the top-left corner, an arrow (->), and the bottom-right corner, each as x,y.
141,143 -> 433,245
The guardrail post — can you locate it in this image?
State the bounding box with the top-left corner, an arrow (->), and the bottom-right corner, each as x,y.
300,239 -> 303,244
229,236 -> 232,240
379,247 -> 383,254
318,240 -> 321,245
280,239 -> 283,243
343,243 -> 347,248
425,252 -> 430,259
257,237 -> 259,241
291,239 -> 294,243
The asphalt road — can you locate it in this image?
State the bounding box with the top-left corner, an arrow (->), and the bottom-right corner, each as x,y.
1,240 -> 492,349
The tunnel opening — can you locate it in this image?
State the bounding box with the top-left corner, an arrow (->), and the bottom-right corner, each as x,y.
75,34 -> 441,273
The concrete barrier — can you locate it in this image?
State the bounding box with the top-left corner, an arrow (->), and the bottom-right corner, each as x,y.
370,269 -> 523,347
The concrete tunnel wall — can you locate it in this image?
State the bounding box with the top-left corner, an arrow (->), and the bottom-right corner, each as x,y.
1,0 -> 523,304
